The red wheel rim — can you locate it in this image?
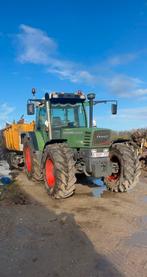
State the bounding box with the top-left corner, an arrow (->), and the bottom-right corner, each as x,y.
107,154 -> 120,182
45,159 -> 55,188
107,174 -> 119,181
25,147 -> 32,173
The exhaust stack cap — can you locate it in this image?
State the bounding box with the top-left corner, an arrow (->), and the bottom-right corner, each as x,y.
87,93 -> 96,100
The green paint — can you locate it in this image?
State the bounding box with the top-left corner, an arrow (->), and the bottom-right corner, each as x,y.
61,127 -> 111,149
35,131 -> 45,151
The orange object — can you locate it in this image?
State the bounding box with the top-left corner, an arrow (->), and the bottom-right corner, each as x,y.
2,122 -> 35,151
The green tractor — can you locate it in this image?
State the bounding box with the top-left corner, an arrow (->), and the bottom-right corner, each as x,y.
22,89 -> 141,199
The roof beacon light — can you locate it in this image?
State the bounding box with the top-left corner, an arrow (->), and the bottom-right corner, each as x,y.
75,90 -> 86,99
52,92 -> 58,98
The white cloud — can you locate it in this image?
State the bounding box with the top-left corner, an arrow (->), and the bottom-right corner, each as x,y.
107,53 -> 137,66
16,24 -> 94,84
15,24 -> 147,96
104,74 -> 147,98
48,66 -> 95,83
17,24 -> 57,65
0,103 -> 15,129
95,106 -> 147,130
133,88 -> 147,96
119,107 -> 147,120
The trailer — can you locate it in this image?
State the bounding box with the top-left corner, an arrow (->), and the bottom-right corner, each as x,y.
1,122 -> 35,168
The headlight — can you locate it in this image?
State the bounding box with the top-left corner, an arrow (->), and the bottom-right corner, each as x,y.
91,149 -> 109,158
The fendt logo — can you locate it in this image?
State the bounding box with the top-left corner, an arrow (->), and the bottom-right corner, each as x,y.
96,135 -> 109,139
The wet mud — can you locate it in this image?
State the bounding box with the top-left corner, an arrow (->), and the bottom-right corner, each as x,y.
1,161 -> 147,276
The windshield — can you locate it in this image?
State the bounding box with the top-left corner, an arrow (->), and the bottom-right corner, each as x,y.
51,103 -> 87,128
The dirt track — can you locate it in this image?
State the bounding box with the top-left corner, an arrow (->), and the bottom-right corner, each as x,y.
1,165 -> 147,276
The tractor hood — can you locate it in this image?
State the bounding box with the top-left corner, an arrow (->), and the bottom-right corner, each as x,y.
61,128 -> 111,148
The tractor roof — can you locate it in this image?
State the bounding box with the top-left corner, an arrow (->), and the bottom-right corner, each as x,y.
49,91 -> 86,104
28,91 -> 86,106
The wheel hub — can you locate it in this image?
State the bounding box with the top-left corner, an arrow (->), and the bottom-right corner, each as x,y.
25,146 -> 32,173
45,159 -> 55,188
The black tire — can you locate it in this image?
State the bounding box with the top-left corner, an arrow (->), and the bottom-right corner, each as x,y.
23,137 -> 43,181
104,142 -> 141,192
42,143 -> 76,199
0,147 -> 5,161
6,152 -> 16,170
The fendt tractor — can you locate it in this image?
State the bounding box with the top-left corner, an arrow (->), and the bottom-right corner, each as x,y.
1,89 -> 141,199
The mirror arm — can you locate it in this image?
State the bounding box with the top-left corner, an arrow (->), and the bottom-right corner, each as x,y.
94,100 -> 117,105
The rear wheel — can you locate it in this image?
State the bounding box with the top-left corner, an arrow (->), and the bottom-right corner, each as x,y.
42,143 -> 76,199
23,138 -> 43,181
5,152 -> 15,170
104,142 -> 141,192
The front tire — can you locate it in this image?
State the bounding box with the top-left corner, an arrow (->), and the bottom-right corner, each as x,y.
42,143 -> 76,199
104,142 -> 141,192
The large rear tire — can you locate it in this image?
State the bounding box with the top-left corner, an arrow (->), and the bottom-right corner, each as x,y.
42,143 -> 76,199
104,142 -> 141,192
23,137 -> 43,181
6,152 -> 18,170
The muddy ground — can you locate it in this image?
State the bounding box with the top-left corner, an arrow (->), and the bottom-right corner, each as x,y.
0,162 -> 147,277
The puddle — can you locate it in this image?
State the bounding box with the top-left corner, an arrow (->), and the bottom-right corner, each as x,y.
126,215 -> 147,248
143,195 -> 147,203
142,216 -> 147,225
91,179 -> 107,198
126,230 -> 147,248
89,178 -> 117,199
92,187 -> 106,198
15,225 -> 32,238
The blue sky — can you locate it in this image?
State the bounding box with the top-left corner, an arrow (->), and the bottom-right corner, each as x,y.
1,0 -> 147,130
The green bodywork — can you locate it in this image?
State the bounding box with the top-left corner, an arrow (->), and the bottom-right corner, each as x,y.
35,131 -> 46,151
61,128 -> 111,149
33,127 -> 111,151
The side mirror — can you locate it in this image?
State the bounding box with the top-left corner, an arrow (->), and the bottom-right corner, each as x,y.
111,103 -> 117,115
27,103 -> 35,115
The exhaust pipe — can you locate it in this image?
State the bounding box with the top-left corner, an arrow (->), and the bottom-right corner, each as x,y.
87,93 -> 96,128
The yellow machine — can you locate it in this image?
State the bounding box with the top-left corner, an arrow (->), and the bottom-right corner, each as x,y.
0,121 -> 35,169
2,122 -> 35,151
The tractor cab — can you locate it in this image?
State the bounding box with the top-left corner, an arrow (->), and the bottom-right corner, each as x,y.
28,91 -> 88,140
49,92 -> 87,139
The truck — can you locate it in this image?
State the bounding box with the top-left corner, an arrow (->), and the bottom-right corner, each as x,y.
1,89 -> 141,199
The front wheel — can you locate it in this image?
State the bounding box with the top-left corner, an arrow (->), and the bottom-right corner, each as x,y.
42,143 -> 76,199
104,142 -> 141,192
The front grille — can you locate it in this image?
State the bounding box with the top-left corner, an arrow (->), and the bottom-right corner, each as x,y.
93,130 -> 111,146
83,131 -> 91,147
